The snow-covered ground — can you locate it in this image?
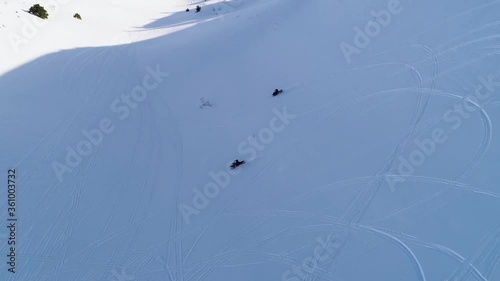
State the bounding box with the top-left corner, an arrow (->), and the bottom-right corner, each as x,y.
1,0 -> 500,280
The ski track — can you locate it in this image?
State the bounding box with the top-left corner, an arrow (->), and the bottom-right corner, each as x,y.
114,165 -> 500,279
123,91 -> 187,278
15,44 -> 132,189
14,44 -> 148,281
4,1 -> 500,280
161,210 -> 431,281
35,77 -> 492,278
146,169 -> 500,280
105,89 -> 150,273
146,197 -> 344,279
298,72 -> 486,280
413,0 -> 500,44
446,225 -> 500,281
190,50 -> 434,279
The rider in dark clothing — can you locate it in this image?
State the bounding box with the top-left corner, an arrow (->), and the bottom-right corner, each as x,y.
273,89 -> 283,96
231,159 -> 245,169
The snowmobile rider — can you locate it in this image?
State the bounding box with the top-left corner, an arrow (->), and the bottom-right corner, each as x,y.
273,89 -> 283,96
231,159 -> 245,169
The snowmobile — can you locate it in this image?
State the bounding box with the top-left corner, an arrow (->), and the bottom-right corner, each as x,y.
272,89 -> 284,96
230,159 -> 245,169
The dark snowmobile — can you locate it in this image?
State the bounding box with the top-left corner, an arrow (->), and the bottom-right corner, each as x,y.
272,89 -> 284,96
230,159 -> 245,169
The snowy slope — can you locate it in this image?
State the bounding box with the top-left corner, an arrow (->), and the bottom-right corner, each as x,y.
0,0 -> 215,74
1,0 -> 500,280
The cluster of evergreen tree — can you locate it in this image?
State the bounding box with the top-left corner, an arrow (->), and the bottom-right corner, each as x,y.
28,4 -> 48,19
28,4 -> 82,20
